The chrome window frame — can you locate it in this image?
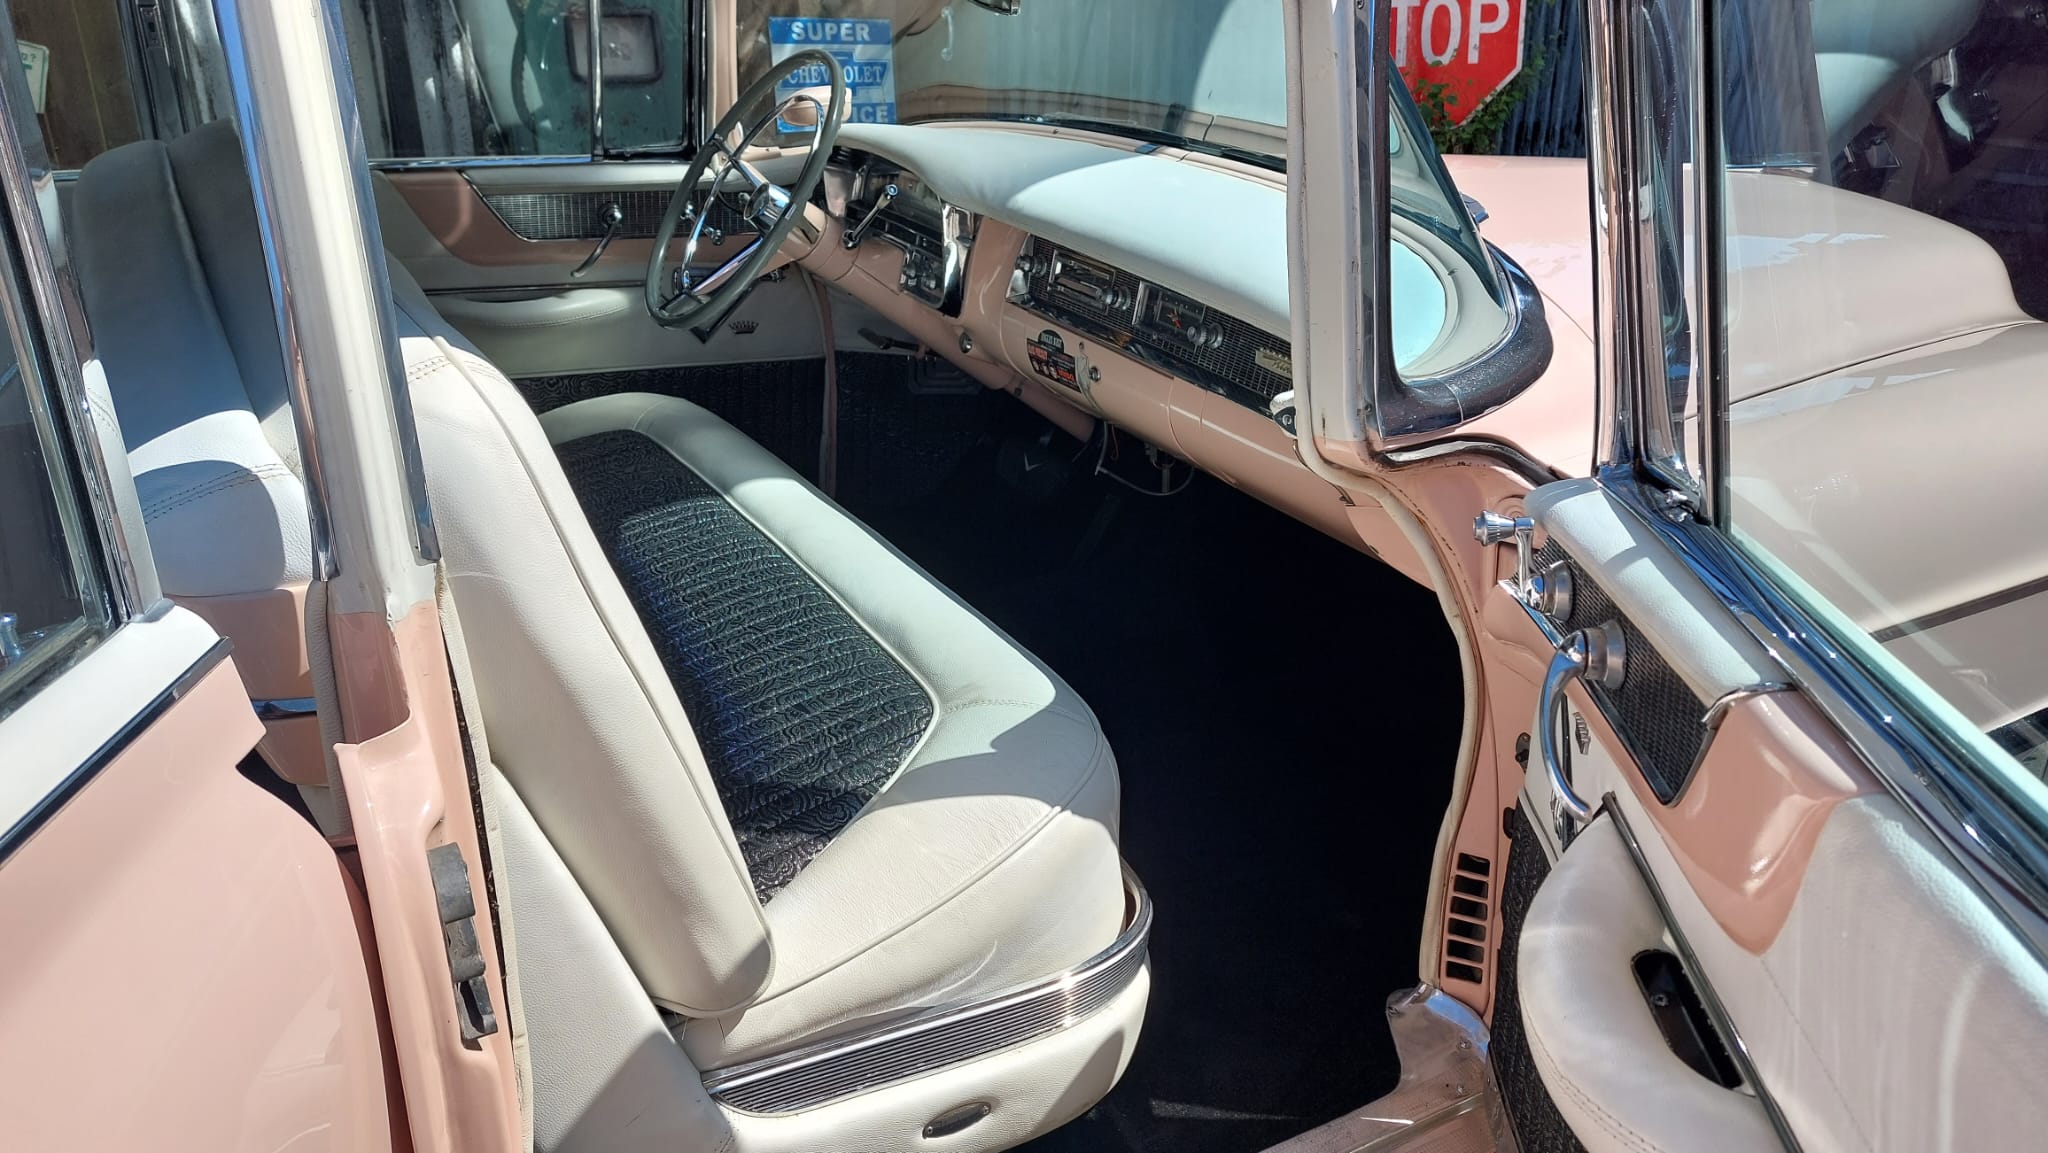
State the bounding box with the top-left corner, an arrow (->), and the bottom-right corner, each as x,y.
0,10 -> 166,709
1585,0 -> 2048,956
363,0 -> 712,172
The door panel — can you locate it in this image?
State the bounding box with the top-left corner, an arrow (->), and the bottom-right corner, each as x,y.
0,615 -> 394,1152
375,161 -> 829,377
1499,480 -> 2048,1153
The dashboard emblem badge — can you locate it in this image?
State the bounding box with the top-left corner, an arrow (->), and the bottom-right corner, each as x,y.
1255,348 -> 1292,378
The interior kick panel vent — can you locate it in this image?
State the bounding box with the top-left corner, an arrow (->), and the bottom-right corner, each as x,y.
1535,541 -> 1709,803
1014,235 -> 1293,413
1493,806 -> 1589,1153
1441,851 -> 1493,986
481,189 -> 750,242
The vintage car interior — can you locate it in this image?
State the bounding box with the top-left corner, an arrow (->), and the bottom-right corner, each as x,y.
5,0 -> 2048,1152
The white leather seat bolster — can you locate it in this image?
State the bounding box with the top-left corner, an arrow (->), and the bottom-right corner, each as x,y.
540,393 -> 1128,1069
406,339 -> 775,1017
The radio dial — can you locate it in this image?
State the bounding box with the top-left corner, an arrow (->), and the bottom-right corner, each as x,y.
1015,251 -> 1053,279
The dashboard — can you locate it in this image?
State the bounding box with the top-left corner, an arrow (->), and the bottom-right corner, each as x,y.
809,122 -> 1545,566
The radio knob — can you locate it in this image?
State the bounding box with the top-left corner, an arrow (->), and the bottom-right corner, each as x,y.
922,271 -> 940,292
1015,251 -> 1052,279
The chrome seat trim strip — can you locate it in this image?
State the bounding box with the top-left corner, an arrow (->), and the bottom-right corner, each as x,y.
702,869 -> 1153,1115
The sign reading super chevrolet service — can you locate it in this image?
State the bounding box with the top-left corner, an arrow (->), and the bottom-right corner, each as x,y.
769,17 -> 896,125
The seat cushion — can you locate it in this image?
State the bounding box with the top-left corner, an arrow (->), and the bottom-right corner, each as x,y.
540,393 -> 1126,1068
552,429 -> 933,899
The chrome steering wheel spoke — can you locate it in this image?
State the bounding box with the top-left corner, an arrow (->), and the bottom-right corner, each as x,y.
643,51 -> 846,330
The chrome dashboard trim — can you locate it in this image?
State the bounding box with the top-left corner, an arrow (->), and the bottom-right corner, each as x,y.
702,869 -> 1152,1115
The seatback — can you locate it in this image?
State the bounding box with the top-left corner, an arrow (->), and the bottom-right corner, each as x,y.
387,261 -> 774,1016
73,115 -> 773,1018
72,121 -> 311,598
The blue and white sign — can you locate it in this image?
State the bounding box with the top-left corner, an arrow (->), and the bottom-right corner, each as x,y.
769,17 -> 896,126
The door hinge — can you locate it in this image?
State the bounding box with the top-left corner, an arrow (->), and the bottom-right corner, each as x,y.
426,842 -> 500,1043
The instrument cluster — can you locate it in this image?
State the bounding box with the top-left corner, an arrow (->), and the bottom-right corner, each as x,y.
838,157 -> 975,315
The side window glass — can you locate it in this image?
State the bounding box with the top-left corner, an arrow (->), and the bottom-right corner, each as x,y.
0,208 -> 112,717
342,0 -> 690,160
1711,2 -> 2048,795
7,0 -> 143,170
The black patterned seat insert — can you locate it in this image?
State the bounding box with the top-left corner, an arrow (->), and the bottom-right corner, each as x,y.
554,430 -> 935,901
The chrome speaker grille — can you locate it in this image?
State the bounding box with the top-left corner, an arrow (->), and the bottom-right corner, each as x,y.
481,190 -> 750,241
703,871 -> 1152,1115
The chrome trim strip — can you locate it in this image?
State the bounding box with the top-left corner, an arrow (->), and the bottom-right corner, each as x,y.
1871,573 -> 2048,643
0,24 -> 160,620
587,0 -> 604,152
253,696 -> 320,721
703,870 -> 1153,1114
1601,800 -> 1802,1153
313,0 -> 440,564
1606,474 -> 2048,958
372,155 -> 599,171
214,0 -> 337,582
0,637 -> 231,863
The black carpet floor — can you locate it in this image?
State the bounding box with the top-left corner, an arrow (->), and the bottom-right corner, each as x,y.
848,409 -> 1464,1153
522,360 -> 1466,1153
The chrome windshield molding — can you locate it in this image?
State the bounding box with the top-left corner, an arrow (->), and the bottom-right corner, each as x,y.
314,0 -> 440,564
214,0 -> 337,583
1604,473 -> 2048,961
1601,801 -> 1804,1153
0,33 -> 160,620
702,869 -> 1153,1115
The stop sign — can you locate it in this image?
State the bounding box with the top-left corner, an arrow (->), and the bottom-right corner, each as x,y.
1390,0 -> 1527,126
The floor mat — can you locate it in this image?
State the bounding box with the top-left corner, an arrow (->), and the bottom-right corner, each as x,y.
847,422 -> 1465,1153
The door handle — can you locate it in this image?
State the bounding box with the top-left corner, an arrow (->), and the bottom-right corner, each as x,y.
1539,624 -> 1625,832
570,202 -> 625,278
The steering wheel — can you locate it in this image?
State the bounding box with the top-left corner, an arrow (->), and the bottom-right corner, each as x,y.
645,50 -> 847,332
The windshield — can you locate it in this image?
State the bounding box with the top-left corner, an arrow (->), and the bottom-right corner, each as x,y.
735,0 -> 1286,161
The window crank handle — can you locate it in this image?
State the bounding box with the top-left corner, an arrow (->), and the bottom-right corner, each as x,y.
571,202 -> 626,279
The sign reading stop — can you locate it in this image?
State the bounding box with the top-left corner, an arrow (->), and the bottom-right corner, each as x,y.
1390,0 -> 1527,126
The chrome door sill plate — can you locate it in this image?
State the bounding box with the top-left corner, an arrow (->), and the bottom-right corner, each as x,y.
1262,985 -> 1515,1153
702,868 -> 1153,1115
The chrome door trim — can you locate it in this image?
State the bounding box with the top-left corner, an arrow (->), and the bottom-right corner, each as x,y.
0,38 -> 161,620
214,0 -> 336,582
1604,471 -> 2048,960
702,869 -> 1153,1115
313,0 -> 439,564
0,637 -> 230,862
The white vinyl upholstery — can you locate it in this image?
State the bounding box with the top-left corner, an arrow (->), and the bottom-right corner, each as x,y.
75,112 -> 1138,1145
72,121 -> 312,597
387,259 -> 1136,1142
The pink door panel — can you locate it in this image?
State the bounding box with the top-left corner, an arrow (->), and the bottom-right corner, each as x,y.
0,654 -> 395,1153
